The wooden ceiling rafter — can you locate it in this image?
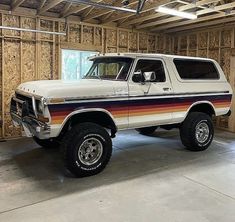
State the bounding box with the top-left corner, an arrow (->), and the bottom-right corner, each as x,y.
121,0 -> 221,27
151,4 -> 235,32
38,0 -> 47,10
38,0 -> 64,14
101,0 -> 172,24
82,0 -> 139,22
165,15 -> 235,33
11,0 -> 26,11
60,2 -> 73,17
61,0 -> 103,18
146,1 -> 235,31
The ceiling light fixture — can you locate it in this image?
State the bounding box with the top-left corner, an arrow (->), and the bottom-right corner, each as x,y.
156,6 -> 197,20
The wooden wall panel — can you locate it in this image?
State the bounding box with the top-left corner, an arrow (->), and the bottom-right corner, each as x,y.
69,24 -> 81,43
83,25 -> 94,45
129,32 -> 138,51
3,40 -> 21,137
21,17 -> 36,40
22,42 -> 36,82
118,30 -> 128,49
39,42 -> 53,80
2,15 -> 20,37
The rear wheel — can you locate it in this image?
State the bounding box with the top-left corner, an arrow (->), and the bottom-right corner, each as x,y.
180,112 -> 214,151
61,122 -> 112,177
33,136 -> 60,149
136,126 -> 158,135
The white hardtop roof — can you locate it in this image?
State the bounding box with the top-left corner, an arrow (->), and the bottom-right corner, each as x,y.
89,53 -> 214,62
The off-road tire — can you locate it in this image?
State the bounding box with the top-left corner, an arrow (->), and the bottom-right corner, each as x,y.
136,126 -> 157,135
33,136 -> 60,149
61,122 -> 112,177
180,112 -> 214,151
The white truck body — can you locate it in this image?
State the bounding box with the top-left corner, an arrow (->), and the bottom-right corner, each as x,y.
10,53 -> 232,139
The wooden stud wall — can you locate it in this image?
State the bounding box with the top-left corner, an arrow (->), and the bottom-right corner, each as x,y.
0,13 -> 158,139
156,28 -> 235,133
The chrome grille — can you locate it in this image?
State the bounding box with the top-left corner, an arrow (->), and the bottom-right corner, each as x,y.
15,93 -> 35,116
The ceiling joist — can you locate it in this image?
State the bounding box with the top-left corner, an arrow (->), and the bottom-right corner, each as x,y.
83,0 -> 139,22
11,0 -> 26,11
38,0 -> 64,14
137,1 -> 235,30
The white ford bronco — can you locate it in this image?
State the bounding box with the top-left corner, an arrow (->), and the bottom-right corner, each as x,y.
10,53 -> 233,177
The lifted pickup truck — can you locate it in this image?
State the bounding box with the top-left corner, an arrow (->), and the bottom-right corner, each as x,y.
10,53 -> 233,177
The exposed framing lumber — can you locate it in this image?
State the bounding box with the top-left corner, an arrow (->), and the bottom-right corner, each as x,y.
82,6 -> 95,18
60,2 -> 72,17
137,0 -> 232,30
165,16 -> 235,33
38,0 -> 64,15
121,0 -> 221,27
38,0 -> 47,10
151,8 -> 235,32
61,0 -> 103,18
11,0 -> 26,11
101,0 -> 172,24
83,0 -> 139,22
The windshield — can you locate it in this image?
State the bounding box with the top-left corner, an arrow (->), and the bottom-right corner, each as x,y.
83,57 -> 133,80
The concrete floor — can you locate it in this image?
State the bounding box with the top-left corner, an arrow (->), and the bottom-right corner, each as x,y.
0,129 -> 235,222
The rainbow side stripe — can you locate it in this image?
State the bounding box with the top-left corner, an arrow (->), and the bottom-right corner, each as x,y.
48,94 -> 232,125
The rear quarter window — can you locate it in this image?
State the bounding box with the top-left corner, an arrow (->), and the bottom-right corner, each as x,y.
174,59 -> 220,80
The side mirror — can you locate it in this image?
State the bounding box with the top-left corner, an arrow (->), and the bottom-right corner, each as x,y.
132,71 -> 144,83
143,71 -> 156,82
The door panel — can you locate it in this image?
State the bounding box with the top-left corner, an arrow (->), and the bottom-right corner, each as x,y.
112,81 -> 129,129
128,57 -> 173,128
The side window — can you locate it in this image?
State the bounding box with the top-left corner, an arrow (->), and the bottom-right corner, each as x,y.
134,59 -> 166,82
174,59 -> 219,79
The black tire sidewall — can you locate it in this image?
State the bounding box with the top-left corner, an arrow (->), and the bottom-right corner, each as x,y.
65,125 -> 112,176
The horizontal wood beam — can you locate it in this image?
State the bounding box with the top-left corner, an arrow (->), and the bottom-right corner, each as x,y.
38,0 -> 64,14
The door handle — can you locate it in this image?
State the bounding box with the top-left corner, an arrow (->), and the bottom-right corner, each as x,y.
163,87 -> 170,91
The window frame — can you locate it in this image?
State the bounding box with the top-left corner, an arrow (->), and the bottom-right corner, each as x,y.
129,57 -> 168,83
173,58 -> 221,82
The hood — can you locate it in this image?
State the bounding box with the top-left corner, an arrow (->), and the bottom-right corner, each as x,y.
17,79 -> 116,99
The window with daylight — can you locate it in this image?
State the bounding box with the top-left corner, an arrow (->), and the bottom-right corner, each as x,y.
62,49 -> 97,80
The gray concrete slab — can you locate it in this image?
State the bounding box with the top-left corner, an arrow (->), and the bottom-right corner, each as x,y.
0,129 -> 235,222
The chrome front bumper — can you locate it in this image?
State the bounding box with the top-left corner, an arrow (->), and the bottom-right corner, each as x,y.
10,97 -> 50,139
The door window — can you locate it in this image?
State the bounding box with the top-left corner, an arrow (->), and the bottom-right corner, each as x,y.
134,59 -> 166,82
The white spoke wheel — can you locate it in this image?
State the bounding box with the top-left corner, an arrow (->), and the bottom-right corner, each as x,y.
180,112 -> 214,151
61,122 -> 112,177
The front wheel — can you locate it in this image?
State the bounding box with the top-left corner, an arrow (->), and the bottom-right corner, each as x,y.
180,112 -> 214,151
61,122 -> 112,177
